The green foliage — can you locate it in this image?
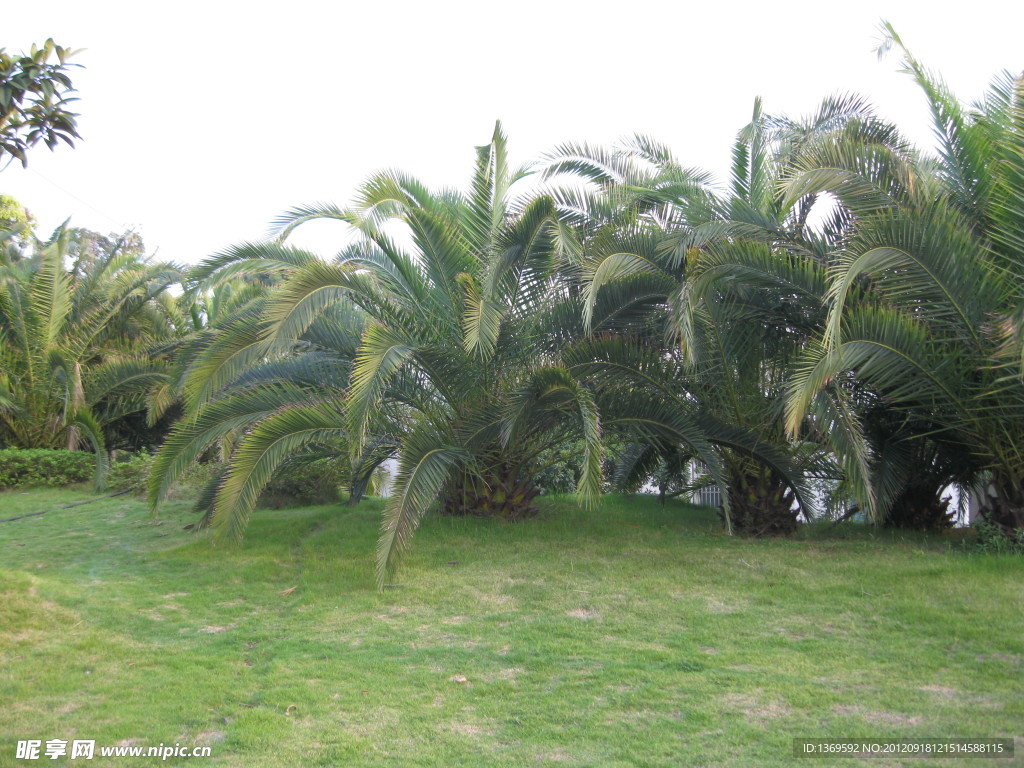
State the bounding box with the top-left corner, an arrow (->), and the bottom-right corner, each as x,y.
0,194 -> 32,230
0,447 -> 93,487
785,27 -> 1024,531
110,451 -> 228,499
0,39 -> 81,169
544,101 -> 848,532
533,439 -> 621,495
130,28 -> 1024,582
0,223 -> 183,487
970,520 -> 1024,555
259,456 -> 349,507
106,452 -> 156,494
157,123 -> 605,588
532,444 -> 581,495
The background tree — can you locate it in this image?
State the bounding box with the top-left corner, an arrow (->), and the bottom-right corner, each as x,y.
0,194 -> 33,230
785,26 -> 1024,532
0,39 -> 81,171
537,106 -> 863,534
0,223 -> 182,485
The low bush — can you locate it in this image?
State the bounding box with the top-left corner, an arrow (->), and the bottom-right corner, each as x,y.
0,448 -> 95,488
259,457 -> 349,507
534,440 -> 622,496
970,520 -> 1024,555
107,452 -> 156,494
109,452 -> 225,499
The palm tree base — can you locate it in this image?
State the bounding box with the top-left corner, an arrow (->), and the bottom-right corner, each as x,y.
723,470 -> 799,536
441,469 -> 541,520
885,487 -> 955,531
980,491 -> 1024,533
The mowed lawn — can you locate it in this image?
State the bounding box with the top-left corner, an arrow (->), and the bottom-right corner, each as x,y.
1,489 -> 1022,767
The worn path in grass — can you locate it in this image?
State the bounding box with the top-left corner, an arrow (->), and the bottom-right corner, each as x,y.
1,489 -> 1021,766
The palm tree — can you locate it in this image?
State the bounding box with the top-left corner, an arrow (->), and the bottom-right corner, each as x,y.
536,98 -> 893,532
150,124 -> 606,585
785,25 -> 1024,532
0,224 -> 182,484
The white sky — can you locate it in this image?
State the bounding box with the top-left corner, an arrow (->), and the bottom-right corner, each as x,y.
4,0 -> 1023,264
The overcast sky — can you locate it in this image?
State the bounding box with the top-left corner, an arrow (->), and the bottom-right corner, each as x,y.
4,1 -> 1022,263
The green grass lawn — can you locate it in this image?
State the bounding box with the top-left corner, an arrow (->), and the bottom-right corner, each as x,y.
1,488 -> 1022,767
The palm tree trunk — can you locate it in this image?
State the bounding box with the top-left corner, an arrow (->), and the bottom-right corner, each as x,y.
66,362 -> 85,450
981,482 -> 1024,532
725,464 -> 798,536
442,464 -> 540,520
885,483 -> 955,530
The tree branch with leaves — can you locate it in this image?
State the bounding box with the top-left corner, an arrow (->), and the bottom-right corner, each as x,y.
0,39 -> 82,171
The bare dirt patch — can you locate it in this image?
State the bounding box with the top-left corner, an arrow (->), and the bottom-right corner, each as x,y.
566,608 -> 598,620
444,720 -> 493,736
704,597 -> 744,614
536,748 -> 574,762
831,704 -> 921,726
977,652 -> 1022,666
919,685 -> 958,698
194,731 -> 227,745
722,693 -> 792,723
197,625 -> 234,634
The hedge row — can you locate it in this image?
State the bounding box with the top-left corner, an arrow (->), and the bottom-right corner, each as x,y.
0,448 -> 96,488
0,447 -> 352,502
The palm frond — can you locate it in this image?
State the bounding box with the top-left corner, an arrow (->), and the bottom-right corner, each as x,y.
212,400 -> 348,542
377,422 -> 464,587
67,405 -> 108,490
148,383 -> 320,509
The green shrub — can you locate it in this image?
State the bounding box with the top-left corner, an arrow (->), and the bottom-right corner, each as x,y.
533,441 -> 589,495
970,520 -> 1024,555
534,440 -> 622,495
107,452 -> 156,495
0,448 -> 95,488
106,452 -> 349,505
259,457 -> 349,507
177,460 -> 224,495
108,452 -> 228,499
110,452 -> 347,506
